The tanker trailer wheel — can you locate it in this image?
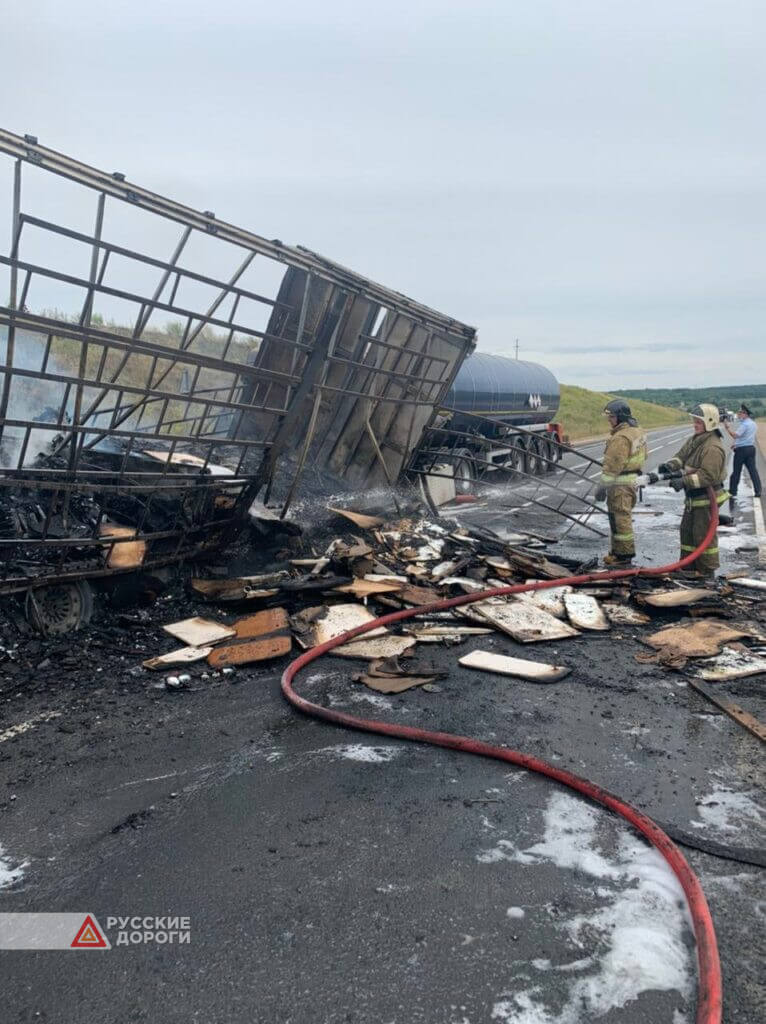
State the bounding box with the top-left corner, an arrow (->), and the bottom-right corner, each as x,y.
24,580 -> 95,635
525,436 -> 543,475
506,438 -> 524,478
451,447 -> 478,494
543,436 -> 558,472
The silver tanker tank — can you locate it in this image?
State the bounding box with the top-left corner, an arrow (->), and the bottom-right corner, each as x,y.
444,353 -> 560,434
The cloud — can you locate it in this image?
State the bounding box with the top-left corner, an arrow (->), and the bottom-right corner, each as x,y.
522,342 -> 700,356
1,1 -> 764,389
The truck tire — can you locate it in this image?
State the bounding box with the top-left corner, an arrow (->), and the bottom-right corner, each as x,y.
525,436 -> 542,475
451,447 -> 477,494
506,439 -> 524,478
24,579 -> 94,635
543,436 -> 557,471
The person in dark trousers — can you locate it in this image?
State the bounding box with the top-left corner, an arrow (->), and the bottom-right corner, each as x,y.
724,404 -> 762,501
659,403 -> 728,578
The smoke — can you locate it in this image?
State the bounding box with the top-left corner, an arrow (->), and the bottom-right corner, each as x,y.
0,326 -> 77,469
0,326 -> 152,469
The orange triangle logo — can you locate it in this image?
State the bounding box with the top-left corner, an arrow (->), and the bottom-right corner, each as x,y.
71,914 -> 109,949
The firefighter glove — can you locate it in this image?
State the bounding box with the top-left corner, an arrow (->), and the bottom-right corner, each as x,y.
594,485 -> 607,502
657,462 -> 670,475
669,476 -> 685,491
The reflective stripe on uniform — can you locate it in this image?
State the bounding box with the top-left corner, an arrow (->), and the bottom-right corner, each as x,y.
685,491 -> 730,510
600,473 -> 639,485
613,532 -> 634,540
681,544 -> 719,555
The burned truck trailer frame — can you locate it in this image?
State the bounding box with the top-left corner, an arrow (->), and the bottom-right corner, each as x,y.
246,288 -> 566,498
0,129 -> 475,626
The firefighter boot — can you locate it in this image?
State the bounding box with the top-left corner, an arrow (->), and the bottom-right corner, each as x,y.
603,552 -> 633,568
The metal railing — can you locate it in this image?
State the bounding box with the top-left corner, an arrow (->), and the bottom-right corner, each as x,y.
407,409 -> 606,537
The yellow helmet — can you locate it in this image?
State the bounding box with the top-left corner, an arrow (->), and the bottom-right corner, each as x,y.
690,403 -> 719,432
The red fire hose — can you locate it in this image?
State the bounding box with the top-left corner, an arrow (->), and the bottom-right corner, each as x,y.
281,488 -> 723,1024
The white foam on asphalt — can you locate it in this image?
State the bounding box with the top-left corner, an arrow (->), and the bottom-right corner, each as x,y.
477,791 -> 621,879
481,791 -> 693,1023
349,692 -> 395,711
0,845 -> 27,888
506,906 -> 525,919
690,785 -> 765,835
323,744 -> 400,763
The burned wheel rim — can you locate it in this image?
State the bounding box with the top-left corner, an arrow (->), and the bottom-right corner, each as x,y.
25,580 -> 94,635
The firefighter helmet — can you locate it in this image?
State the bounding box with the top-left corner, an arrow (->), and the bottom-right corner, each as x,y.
690,403 -> 720,432
603,398 -> 632,424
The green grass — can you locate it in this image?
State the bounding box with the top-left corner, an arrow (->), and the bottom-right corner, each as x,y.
615,384 -> 766,419
559,384 -> 688,441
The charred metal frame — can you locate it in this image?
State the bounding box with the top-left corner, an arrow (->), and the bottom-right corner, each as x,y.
408,409 -> 607,537
0,130 -> 475,595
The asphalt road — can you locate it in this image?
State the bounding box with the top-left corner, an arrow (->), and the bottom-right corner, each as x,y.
453,424 -> 758,569
0,425 -> 764,1023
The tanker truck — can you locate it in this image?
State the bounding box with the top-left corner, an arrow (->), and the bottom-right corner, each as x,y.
413,352 -> 565,494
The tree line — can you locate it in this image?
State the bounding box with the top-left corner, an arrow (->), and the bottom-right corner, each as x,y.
614,385 -> 766,419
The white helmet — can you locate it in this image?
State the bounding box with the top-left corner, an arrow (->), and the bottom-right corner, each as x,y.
690,403 -> 719,432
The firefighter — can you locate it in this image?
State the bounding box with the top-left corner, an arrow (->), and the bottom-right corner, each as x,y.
594,399 -> 648,566
658,403 -> 728,578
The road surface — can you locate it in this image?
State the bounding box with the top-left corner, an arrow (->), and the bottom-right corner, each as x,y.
0,426 -> 763,1023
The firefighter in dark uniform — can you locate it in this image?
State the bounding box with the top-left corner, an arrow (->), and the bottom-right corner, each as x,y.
658,403 -> 728,578
595,399 -> 648,566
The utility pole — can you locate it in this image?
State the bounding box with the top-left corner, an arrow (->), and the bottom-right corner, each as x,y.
514,338 -> 519,360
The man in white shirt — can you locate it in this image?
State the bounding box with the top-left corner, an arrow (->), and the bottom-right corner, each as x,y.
724,404 -> 762,500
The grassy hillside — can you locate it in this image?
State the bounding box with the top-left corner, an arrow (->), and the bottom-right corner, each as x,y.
559,384 -> 688,440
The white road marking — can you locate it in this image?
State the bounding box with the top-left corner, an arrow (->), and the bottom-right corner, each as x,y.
752,492 -> 766,566
119,772 -> 180,788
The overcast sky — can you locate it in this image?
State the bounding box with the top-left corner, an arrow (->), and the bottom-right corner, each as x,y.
2,0 -> 764,389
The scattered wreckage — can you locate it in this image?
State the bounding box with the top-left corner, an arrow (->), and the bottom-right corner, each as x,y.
129,501 -> 766,741
0,129 -> 608,633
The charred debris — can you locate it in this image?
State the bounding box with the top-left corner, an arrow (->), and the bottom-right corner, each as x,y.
109,500 -> 766,738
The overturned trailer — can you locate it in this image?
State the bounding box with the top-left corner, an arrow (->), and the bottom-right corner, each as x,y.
0,130 -> 476,629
